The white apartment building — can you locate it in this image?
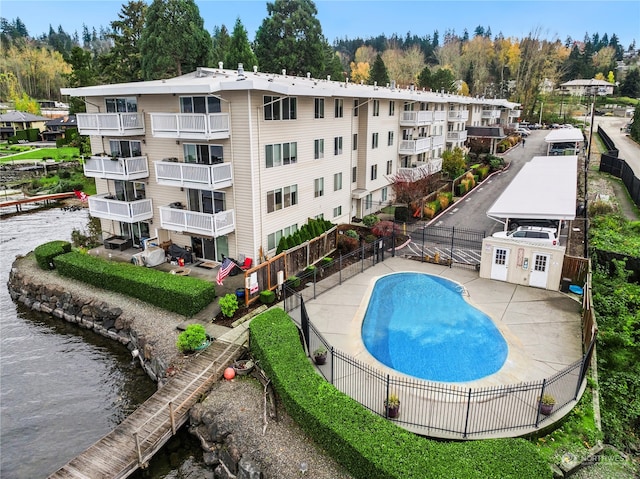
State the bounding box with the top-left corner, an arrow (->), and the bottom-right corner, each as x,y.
62,65 -> 519,264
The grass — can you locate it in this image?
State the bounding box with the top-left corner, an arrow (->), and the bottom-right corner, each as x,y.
0,147 -> 80,163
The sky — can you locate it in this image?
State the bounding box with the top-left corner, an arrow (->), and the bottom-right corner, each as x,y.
2,0 -> 639,49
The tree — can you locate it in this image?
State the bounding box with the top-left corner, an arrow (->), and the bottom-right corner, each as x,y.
431,68 -> 456,92
323,42 -> 345,80
139,0 -> 212,80
66,46 -> 98,113
211,25 -> 231,65
225,17 -> 258,70
417,65 -> 431,89
254,0 -> 326,77
369,54 -> 389,86
629,107 -> 640,143
14,92 -> 40,114
100,1 -> 147,83
619,68 -> 640,98
350,61 -> 369,84
441,147 -> 467,179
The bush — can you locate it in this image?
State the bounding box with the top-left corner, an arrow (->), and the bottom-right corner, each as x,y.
34,240 -> 72,270
259,289 -> 276,304
287,276 -> 301,288
176,324 -> 207,353
394,206 -> 410,223
219,293 -> 239,318
345,229 -> 359,239
337,235 -> 359,253
362,214 -> 380,227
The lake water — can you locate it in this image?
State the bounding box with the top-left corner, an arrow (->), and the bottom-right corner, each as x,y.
0,207 -> 201,478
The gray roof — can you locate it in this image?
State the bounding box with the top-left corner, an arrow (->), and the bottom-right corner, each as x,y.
45,115 -> 77,127
0,111 -> 50,122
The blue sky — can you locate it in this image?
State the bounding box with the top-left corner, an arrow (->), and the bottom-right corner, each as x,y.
2,0 -> 639,48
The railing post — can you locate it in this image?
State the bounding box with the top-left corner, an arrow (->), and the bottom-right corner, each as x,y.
339,254 -> 342,285
384,375 -> 390,418
133,431 -> 143,465
422,223 -> 426,262
463,388 -> 472,438
313,267 -> 317,300
361,244 -> 365,272
535,379 -> 547,427
450,226 -> 455,268
169,402 -> 176,435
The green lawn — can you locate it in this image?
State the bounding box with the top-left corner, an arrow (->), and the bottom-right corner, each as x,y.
0,147 -> 80,163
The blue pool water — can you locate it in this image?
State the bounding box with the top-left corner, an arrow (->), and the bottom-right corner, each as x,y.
361,273 -> 508,382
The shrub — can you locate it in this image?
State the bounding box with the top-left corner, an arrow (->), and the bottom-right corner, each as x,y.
259,289 -> 276,304
219,293 -> 239,318
176,324 -> 207,353
394,206 -> 410,223
34,240 -> 72,270
588,199 -> 615,217
337,235 -> 359,253
345,229 -> 359,239
362,214 -> 380,227
287,276 -> 301,288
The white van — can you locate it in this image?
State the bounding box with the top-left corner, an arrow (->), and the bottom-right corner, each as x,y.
492,226 -> 558,246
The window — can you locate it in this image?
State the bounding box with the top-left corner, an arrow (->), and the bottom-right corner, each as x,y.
373,100 -> 380,116
263,96 -> 296,120
314,178 -> 324,198
263,95 -> 280,120
388,131 -> 394,146
105,97 -> 137,113
267,184 -> 298,213
314,98 -> 324,119
371,164 -> 377,180
389,101 -> 395,116
110,140 -> 142,158
333,205 -> 342,218
352,133 -> 358,150
184,144 -> 223,164
334,99 -> 343,118
372,132 -> 379,149
334,136 -> 343,155
267,223 -> 298,250
386,160 -> 392,175
334,172 -> 342,191
365,193 -> 373,210
352,166 -> 357,183
282,97 -> 297,120
381,187 -> 388,202
354,99 -> 359,116
180,96 -> 221,113
265,142 -> 297,168
314,139 -> 324,159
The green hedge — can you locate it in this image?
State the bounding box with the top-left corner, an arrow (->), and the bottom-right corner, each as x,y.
249,309 -> 551,479
53,252 -> 215,316
34,240 -> 72,270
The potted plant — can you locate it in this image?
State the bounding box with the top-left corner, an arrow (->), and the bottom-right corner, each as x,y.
539,393 -> 556,415
384,393 -> 400,419
313,346 -> 328,365
176,324 -> 209,353
233,359 -> 255,376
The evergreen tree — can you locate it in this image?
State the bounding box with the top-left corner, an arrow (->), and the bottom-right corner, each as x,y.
323,41 -> 345,80
140,0 -> 212,80
254,0 -> 326,77
417,65 -> 432,89
431,68 -> 456,93
67,46 -> 98,113
225,17 -> 258,71
211,25 -> 231,66
369,54 -> 389,86
629,108 -> 639,143
619,68 -> 640,98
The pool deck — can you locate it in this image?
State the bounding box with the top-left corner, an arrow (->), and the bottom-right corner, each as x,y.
302,256 -> 584,438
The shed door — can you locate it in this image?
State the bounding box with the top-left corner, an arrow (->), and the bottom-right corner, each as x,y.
490,247 -> 509,281
529,253 -> 550,289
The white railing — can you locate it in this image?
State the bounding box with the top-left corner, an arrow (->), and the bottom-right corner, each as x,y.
76,113 -> 145,136
396,158 -> 442,181
88,195 -> 153,223
433,110 -> 447,122
149,113 -> 230,140
84,156 -> 149,180
448,110 -> 469,121
509,110 -> 521,118
399,110 -> 434,126
446,131 -> 468,142
431,135 -> 445,149
154,161 -> 232,190
481,109 -> 501,119
398,137 -> 432,155
159,206 -> 235,237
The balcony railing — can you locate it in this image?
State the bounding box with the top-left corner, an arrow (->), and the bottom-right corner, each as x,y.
399,110 -> 434,126
83,156 -> 149,180
448,110 -> 469,121
159,206 -> 235,238
155,161 -> 232,190
398,137 -> 432,155
149,113 -> 230,140
88,195 -> 153,223
431,135 -> 445,149
509,110 -> 522,118
481,110 -> 501,119
396,158 -> 443,181
76,113 -> 145,136
433,111 -> 447,122
446,130 -> 468,142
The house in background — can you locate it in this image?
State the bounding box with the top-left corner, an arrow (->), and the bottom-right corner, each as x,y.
42,115 -> 77,142
559,79 -> 615,96
61,65 -> 519,264
0,111 -> 50,140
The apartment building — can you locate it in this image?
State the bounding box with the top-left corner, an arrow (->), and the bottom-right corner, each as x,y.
62,65 -> 519,264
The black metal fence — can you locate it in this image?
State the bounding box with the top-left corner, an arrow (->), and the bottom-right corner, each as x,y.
598,125 -> 640,208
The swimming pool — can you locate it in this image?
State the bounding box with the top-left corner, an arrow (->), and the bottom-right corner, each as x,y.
361,272 -> 508,382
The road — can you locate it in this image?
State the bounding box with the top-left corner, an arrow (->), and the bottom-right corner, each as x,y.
591,114 -> 640,177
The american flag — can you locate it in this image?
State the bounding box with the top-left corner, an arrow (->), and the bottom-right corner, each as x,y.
216,258 -> 236,286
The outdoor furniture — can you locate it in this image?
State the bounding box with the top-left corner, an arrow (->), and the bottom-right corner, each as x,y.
104,236 -> 132,251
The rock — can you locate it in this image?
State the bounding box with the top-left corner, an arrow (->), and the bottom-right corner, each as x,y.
237,456 -> 262,479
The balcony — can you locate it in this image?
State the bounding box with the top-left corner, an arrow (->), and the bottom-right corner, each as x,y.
88,194 -> 153,223
76,113 -> 145,136
509,110 -> 521,118
446,130 -> 468,142
159,206 -> 235,238
149,113 -> 230,140
396,158 -> 443,181
448,110 -> 469,121
399,111 -> 434,126
398,137 -> 432,155
155,160 -> 232,190
481,109 -> 501,119
84,155 -> 149,180
433,111 -> 447,122
431,135 -> 445,149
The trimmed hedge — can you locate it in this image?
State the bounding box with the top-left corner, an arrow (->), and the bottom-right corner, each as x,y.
249,309 -> 551,479
53,251 -> 215,316
34,240 -> 72,270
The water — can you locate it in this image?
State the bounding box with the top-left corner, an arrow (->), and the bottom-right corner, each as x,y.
0,207 -> 199,478
361,272 -> 508,382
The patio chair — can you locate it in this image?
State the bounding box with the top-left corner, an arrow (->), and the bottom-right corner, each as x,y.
239,257 -> 253,271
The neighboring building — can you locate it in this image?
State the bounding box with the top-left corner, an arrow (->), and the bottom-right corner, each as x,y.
559,79 -> 615,96
42,115 -> 77,142
61,66 -> 519,264
0,111 -> 50,140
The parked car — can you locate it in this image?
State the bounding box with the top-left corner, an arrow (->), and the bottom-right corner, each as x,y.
492,226 -> 559,246
507,218 -> 559,229
515,128 -> 530,136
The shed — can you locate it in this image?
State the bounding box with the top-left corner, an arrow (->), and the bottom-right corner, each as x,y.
544,128 -> 584,156
487,156 -> 578,226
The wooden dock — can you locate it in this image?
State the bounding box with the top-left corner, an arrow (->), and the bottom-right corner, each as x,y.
0,192 -> 75,212
48,339 -> 245,479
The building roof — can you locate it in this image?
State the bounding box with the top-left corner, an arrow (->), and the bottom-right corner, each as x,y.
544,128 -> 584,143
0,111 -> 50,122
45,115 -> 77,127
466,126 -> 506,138
560,79 -> 613,87
487,156 -> 578,221
61,67 -> 520,109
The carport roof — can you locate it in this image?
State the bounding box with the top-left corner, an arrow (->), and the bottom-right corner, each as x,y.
487,156 -> 577,221
545,128 -> 584,143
